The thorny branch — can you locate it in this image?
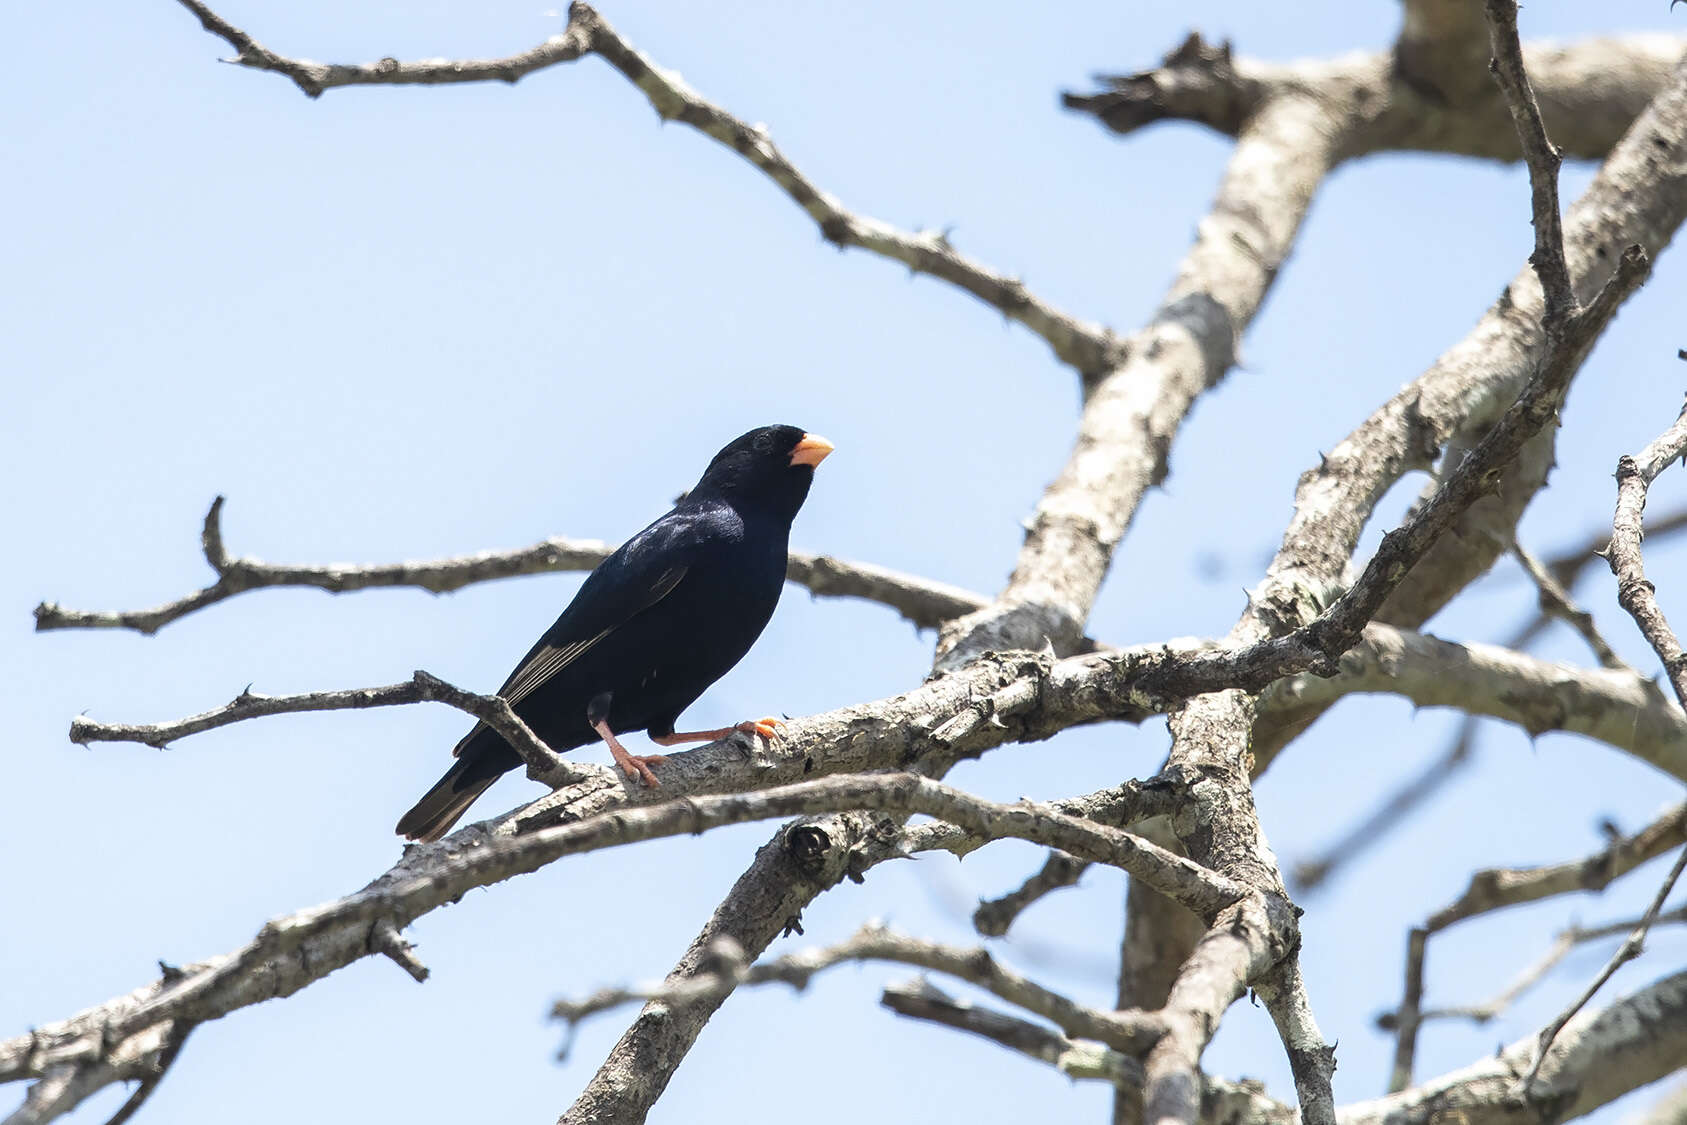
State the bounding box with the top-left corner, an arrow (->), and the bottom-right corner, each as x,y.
17,1 -> 1687,1123
34,495 -> 987,635
170,0 -> 1123,377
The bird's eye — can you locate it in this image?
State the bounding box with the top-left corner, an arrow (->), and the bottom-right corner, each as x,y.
753,434 -> 773,453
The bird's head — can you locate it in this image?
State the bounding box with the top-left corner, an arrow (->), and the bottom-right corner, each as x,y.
691,425 -> 834,523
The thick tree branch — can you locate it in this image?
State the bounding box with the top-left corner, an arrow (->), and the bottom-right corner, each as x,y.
1150,13 -> 1678,1119
1,772 -> 1241,1118
936,88 -> 1350,666
1224,47 -> 1687,698
1396,0 -> 1492,105
1265,623 -> 1687,782
171,1 -> 1122,376
1143,895 -> 1304,1125
1066,34 -> 1687,164
34,496 -> 986,635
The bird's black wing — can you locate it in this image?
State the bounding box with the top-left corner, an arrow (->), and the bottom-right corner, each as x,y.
494,562 -> 686,707
453,505 -> 731,753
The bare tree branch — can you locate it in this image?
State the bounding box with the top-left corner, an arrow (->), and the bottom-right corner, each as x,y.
0,772 -> 1255,1115
1515,843 -> 1687,1094
1143,895 -> 1306,1125
1610,395 -> 1687,710
1433,803 -> 1687,931
1346,969 -> 1687,1125
1249,43 -> 1687,781
973,850 -> 1090,937
879,978 -> 1148,1090
1484,0 -> 1576,328
1267,623 -> 1687,782
1396,0 -> 1493,104
1546,506 -> 1687,590
1156,8 -> 1681,1116
1279,525 -> 1682,895
936,87 -> 1350,667
1513,544 -> 1631,671
69,670 -> 581,783
1385,802 -> 1687,1088
94,1023 -> 192,1125
550,924 -> 1164,1056
169,1 -> 1123,376
1384,906 -> 1687,1030
1112,822 -> 1210,1125
34,496 -> 986,635
63,8 -> 1683,1125
1255,958 -> 1338,1125
1066,33 -> 1687,163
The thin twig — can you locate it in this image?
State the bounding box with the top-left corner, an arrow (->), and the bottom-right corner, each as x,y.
973,851 -> 1090,937
68,670 -> 580,783
1513,544 -> 1631,671
34,496 -> 987,635
1385,802 -> 1687,1089
1515,843 -> 1687,1094
1385,905 -> 1687,1029
1483,0 -> 1576,328
550,925 -> 1164,1057
879,978 -> 1148,1089
1609,393 -> 1687,710
169,1 -> 1123,375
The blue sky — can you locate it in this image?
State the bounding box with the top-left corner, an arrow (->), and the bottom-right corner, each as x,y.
5,2 -> 1686,1122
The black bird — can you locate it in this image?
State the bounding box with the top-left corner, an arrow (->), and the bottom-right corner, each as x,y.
396,425 -> 834,842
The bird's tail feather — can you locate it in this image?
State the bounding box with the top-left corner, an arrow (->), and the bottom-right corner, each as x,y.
395,752 -> 505,842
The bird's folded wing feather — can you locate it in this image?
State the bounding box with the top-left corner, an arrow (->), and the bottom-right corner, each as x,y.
453,507 -> 729,753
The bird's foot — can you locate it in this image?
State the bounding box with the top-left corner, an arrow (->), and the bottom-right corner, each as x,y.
595,716 -> 666,787
735,717 -> 786,743
612,749 -> 667,788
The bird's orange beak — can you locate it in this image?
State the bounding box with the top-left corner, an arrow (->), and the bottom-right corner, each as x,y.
789,433 -> 835,468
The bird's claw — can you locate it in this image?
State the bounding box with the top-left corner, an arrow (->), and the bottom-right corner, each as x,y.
618,753 -> 667,788
735,717 -> 786,742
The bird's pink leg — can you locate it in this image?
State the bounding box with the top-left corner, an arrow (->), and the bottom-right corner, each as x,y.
651,718 -> 785,747
592,717 -> 665,787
